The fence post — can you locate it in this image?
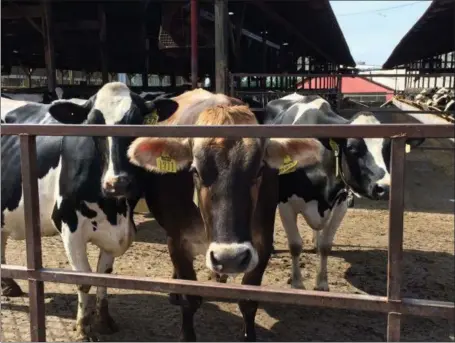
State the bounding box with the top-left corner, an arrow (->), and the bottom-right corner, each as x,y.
387,137 -> 406,342
20,135 -> 46,342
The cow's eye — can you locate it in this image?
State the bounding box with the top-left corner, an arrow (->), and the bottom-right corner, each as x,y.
346,145 -> 358,155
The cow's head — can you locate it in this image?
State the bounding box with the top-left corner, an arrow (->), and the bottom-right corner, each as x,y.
128,104 -> 322,275
325,111 -> 424,200
47,82 -> 178,198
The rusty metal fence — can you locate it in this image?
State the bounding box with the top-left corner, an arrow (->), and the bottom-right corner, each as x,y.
1,122 -> 455,342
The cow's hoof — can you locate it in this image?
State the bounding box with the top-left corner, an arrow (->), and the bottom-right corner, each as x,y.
95,314 -> 119,335
75,329 -> 100,342
1,279 -> 24,297
287,278 -> 305,290
216,274 -> 228,283
314,282 -> 330,292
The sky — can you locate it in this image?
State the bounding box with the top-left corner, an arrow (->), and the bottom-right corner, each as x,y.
330,1 -> 432,67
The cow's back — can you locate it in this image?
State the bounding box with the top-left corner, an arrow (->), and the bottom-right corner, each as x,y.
1,103 -> 63,238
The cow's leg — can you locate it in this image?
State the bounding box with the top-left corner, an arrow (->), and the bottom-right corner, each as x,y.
278,203 -> 304,289
167,235 -> 201,342
61,227 -> 95,341
1,231 -> 24,297
239,232 -> 274,342
314,198 -> 348,291
93,250 -> 118,335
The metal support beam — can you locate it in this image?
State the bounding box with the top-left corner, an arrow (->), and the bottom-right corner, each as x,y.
141,1 -> 150,87
98,4 -> 108,84
42,0 -> 56,94
214,0 -> 228,94
20,135 -> 46,342
190,0 -> 199,89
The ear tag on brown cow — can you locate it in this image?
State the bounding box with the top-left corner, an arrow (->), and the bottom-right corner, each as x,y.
405,144 -> 411,153
329,139 -> 340,177
143,110 -> 159,125
156,153 -> 177,173
278,155 -> 298,175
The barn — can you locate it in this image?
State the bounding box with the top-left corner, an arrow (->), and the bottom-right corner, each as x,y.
1,0 -> 454,342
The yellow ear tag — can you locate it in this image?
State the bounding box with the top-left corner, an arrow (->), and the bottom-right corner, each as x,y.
156,153 -> 177,173
143,110 -> 159,125
405,144 -> 411,153
329,139 -> 340,177
278,155 -> 298,175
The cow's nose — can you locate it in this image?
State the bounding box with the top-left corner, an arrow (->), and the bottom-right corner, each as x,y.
206,242 -> 257,275
103,175 -> 131,197
372,183 -> 390,200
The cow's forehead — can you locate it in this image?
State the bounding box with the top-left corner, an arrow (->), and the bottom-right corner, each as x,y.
193,137 -> 264,172
93,82 -> 133,125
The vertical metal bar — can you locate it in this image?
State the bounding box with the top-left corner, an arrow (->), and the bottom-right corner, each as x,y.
336,74 -> 343,111
190,0 -> 199,89
387,137 -> 406,342
141,1 -> 150,88
215,0 -> 228,93
42,0 -> 56,94
20,135 -> 46,342
98,3 -> 108,85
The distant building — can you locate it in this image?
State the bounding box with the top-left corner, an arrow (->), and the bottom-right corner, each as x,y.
297,75 -> 395,105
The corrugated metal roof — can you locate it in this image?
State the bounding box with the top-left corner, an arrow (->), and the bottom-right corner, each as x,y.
382,0 -> 455,69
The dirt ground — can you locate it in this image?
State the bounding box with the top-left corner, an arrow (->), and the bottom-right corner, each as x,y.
1,114 -> 454,342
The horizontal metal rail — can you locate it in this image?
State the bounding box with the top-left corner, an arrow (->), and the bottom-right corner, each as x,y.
1,123 -> 454,138
1,124 -> 454,342
231,72 -> 455,78
2,265 -> 454,320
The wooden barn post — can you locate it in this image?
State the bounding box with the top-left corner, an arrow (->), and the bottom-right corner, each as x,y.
42,0 -> 56,94
190,0 -> 199,89
214,0 -> 228,93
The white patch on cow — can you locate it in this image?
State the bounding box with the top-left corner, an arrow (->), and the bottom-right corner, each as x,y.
83,201 -> 135,257
290,97 -> 331,124
103,136 -> 116,188
350,114 -> 391,186
1,98 -> 30,119
2,157 -> 63,240
282,195 -> 330,230
94,82 -> 132,125
281,92 -> 304,101
206,242 -> 259,275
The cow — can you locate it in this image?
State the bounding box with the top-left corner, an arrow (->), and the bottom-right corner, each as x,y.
1,82 -> 178,340
264,93 -> 424,291
127,88 -> 323,341
1,86 -> 64,104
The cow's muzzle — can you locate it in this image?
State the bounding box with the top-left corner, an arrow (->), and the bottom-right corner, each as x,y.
102,175 -> 132,197
206,242 -> 258,275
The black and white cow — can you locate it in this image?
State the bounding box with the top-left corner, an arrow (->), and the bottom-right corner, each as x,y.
1,86 -> 64,104
1,82 -> 177,340
264,93 -> 424,291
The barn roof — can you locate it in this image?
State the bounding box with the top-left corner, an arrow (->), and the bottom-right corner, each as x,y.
382,0 -> 455,69
1,0 -> 355,75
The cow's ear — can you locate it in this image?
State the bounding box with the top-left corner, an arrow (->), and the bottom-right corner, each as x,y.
264,138 -> 323,173
405,137 -> 425,153
48,100 -> 91,124
145,98 -> 178,122
127,137 -> 192,173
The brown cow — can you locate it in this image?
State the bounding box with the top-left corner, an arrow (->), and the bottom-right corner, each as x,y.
128,89 -> 323,341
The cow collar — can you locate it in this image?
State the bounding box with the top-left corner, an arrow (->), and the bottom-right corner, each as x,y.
328,139 -> 361,200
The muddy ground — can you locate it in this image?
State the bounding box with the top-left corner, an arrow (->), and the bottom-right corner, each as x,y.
1,112 -> 454,342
